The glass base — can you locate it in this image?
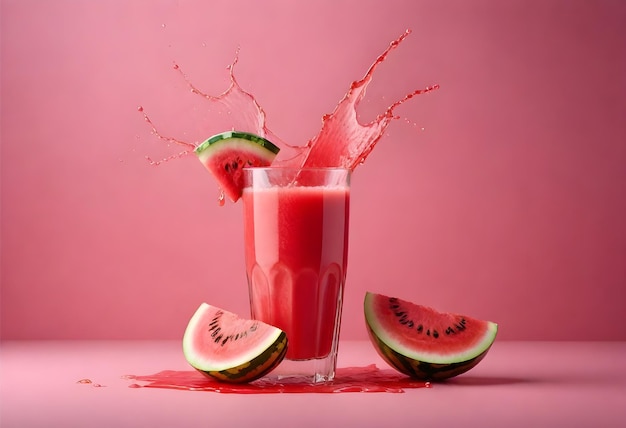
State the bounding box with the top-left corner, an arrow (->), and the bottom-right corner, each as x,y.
264,355 -> 337,384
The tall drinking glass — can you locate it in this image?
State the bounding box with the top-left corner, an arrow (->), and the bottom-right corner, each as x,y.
242,168 -> 350,383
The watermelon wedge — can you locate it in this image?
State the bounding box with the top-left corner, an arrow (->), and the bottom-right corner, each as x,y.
183,303 -> 287,383
195,131 -> 280,202
364,292 -> 498,381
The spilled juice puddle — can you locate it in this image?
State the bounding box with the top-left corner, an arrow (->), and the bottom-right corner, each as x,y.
124,364 -> 430,393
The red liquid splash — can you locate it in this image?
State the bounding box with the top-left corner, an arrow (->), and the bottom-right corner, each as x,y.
297,29 -> 439,170
138,51 -> 291,165
140,29 -> 438,171
124,364 -> 430,393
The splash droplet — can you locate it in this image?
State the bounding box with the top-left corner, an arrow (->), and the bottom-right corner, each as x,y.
218,189 -> 226,206
77,378 -> 92,384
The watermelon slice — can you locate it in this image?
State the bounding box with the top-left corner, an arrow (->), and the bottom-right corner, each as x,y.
194,131 -> 280,202
364,292 -> 498,381
182,303 -> 288,383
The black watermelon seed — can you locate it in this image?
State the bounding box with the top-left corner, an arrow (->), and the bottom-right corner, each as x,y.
214,334 -> 223,344
407,320 -> 414,328
210,327 -> 221,338
417,324 -> 423,333
426,329 -> 431,336
433,330 -> 439,339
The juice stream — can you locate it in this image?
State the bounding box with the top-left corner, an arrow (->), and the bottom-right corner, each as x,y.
296,29 -> 438,170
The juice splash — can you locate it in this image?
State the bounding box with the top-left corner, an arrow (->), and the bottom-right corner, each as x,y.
295,29 -> 439,170
140,29 -> 437,169
139,50 -> 291,166
124,365 -> 430,393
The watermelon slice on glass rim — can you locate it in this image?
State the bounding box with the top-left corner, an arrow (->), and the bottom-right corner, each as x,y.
194,131 -> 280,203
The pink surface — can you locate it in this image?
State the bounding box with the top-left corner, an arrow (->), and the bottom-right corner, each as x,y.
1,0 -> 626,340
1,340 -> 626,427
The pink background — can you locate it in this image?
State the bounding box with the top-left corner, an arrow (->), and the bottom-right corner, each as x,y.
1,0 -> 625,341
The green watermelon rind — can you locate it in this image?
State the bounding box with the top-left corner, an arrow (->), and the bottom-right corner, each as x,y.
195,131 -> 280,159
366,324 -> 493,381
182,303 -> 288,383
364,292 -> 498,379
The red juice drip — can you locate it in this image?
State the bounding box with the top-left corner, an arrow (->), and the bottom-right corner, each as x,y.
296,29 -> 439,170
124,365 -> 430,393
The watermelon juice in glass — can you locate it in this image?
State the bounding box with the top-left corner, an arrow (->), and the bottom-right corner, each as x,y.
242,167 -> 350,383
140,30 -> 437,384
